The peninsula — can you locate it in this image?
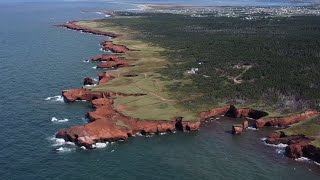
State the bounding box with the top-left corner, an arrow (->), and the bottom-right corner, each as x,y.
55,6 -> 320,164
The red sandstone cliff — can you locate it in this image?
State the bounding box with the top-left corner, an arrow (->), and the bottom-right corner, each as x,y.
265,132 -> 320,163
98,72 -> 115,85
58,21 -> 121,38
100,41 -> 131,53
91,54 -> 120,62
56,97 -> 200,148
62,88 -> 108,103
97,60 -> 129,69
200,105 -> 268,120
256,111 -> 319,128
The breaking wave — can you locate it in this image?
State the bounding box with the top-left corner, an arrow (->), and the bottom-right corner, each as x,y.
56,147 -> 75,153
264,142 -> 288,148
247,126 -> 258,130
92,142 -> 109,148
49,136 -> 75,147
51,117 -> 69,123
45,95 -> 64,102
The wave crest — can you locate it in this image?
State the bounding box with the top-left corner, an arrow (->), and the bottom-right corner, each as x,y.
45,95 -> 64,102
51,117 -> 69,123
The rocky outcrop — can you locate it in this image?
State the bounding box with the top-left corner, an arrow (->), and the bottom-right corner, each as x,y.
62,88 -> 108,103
97,60 -> 129,69
303,145 -> 320,163
58,21 -> 121,38
200,106 -> 230,120
256,111 -> 319,128
56,97 -> 200,148
83,77 -> 95,86
232,120 -> 248,135
225,105 -> 268,119
200,105 -> 268,121
100,41 -> 131,53
264,131 -> 320,163
91,54 -> 119,62
98,72 -> 115,85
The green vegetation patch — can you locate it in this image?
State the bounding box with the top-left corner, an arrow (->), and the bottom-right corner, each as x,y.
115,120 -> 129,129
80,12 -> 320,121
93,14 -> 320,114
282,115 -> 320,147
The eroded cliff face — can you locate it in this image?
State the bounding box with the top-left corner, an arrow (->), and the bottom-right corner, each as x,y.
100,41 -> 131,53
57,19 -> 320,166
83,77 -> 95,86
97,59 -> 129,69
56,97 -> 200,148
200,105 -> 268,121
265,132 -> 320,163
256,111 -> 319,128
98,72 -> 115,85
91,54 -> 119,62
58,21 -> 121,37
62,88 -> 108,103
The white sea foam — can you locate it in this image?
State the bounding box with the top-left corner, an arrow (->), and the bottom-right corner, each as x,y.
92,66 -> 97,69
135,132 -> 143,136
99,48 -> 110,53
80,146 -> 87,150
83,59 -> 90,63
295,157 -> 320,166
276,149 -> 285,154
52,138 -> 66,146
56,147 -> 74,153
160,132 -> 166,135
84,84 -> 97,87
296,157 -> 311,162
45,95 -> 64,102
264,142 -> 288,148
260,137 -> 267,141
146,134 -> 154,138
93,142 -> 108,148
105,14 -> 111,18
93,78 -> 98,82
247,126 -> 258,130
51,117 -> 69,123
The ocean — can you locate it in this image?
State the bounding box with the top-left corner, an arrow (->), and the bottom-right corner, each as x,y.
0,1 -> 319,179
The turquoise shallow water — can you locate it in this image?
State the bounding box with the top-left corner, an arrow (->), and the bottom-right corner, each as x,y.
0,1 -> 320,180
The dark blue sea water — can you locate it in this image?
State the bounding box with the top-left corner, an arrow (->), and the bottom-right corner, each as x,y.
0,1 -> 320,179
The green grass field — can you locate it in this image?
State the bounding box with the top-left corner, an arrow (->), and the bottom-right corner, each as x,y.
76,20 -> 199,121
281,115 -> 320,147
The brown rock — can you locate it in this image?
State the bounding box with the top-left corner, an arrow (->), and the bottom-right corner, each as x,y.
98,72 -> 115,85
256,111 -> 319,128
200,105 -> 268,121
100,41 -> 131,53
286,143 -> 304,159
56,97 -> 200,148
83,77 -> 95,86
91,54 -> 119,62
303,145 -> 320,163
58,21 -> 121,38
62,88 -> 108,103
242,120 -> 249,129
200,106 -> 230,120
97,60 -> 128,69
232,125 -> 243,135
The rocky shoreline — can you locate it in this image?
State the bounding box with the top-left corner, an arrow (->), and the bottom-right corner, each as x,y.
55,20 -> 320,165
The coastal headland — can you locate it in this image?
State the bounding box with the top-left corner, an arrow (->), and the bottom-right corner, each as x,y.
55,9 -> 320,165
